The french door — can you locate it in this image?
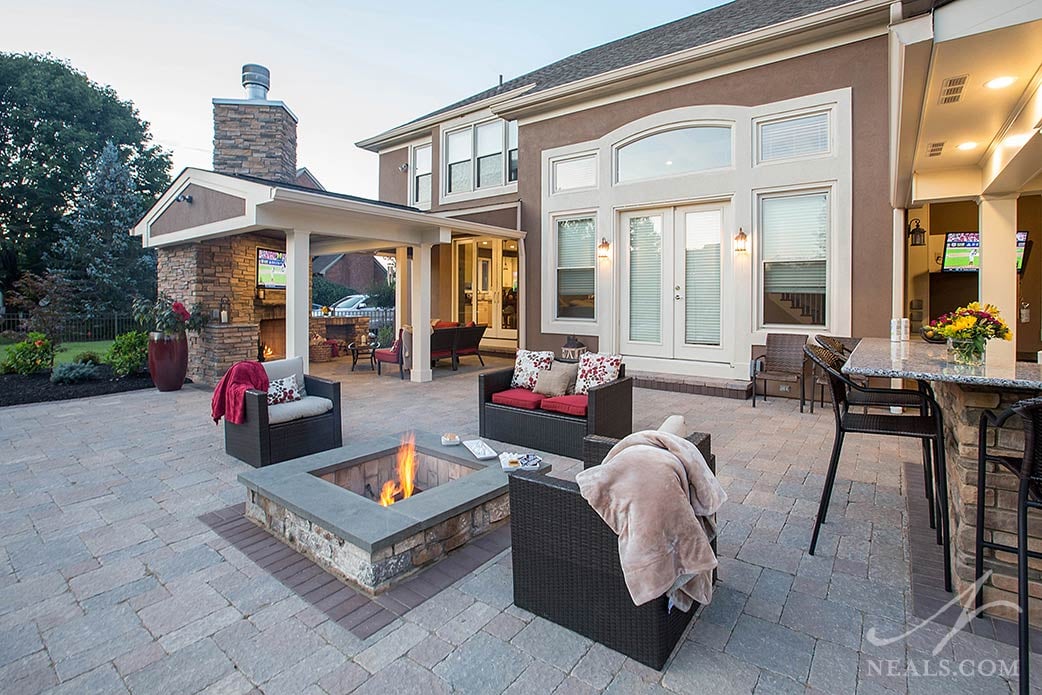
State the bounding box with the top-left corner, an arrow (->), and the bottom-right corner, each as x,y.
619,202 -> 732,362
451,238 -> 519,341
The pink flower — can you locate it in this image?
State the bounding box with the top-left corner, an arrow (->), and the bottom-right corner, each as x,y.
172,301 -> 191,322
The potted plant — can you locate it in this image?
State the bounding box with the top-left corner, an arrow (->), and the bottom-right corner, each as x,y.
132,295 -> 208,391
929,302 -> 1011,367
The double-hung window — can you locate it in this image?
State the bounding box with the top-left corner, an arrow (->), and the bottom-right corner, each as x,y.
444,119 -> 518,195
412,144 -> 431,205
556,216 -> 596,320
760,190 -> 829,327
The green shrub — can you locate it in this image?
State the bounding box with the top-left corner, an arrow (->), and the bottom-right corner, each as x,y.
377,324 -> 396,348
313,275 -> 356,308
107,331 -> 149,377
1,332 -> 57,374
50,362 -> 100,384
364,281 -> 395,308
73,350 -> 105,365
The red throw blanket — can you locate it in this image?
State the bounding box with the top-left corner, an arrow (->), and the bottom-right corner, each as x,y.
211,361 -> 269,425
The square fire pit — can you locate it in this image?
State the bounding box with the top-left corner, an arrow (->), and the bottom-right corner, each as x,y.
238,431 -> 549,593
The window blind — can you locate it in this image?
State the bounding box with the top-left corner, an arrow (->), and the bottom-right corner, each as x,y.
760,113 -> 829,162
683,210 -> 722,346
554,156 -> 596,192
628,215 -> 662,342
761,192 -> 828,324
557,218 -> 596,319
413,145 -> 431,175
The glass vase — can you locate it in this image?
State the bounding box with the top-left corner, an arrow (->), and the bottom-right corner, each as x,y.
947,338 -> 985,367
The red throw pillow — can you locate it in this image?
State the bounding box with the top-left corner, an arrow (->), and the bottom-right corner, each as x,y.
491,388 -> 546,410
540,395 -> 588,417
434,321 -> 459,328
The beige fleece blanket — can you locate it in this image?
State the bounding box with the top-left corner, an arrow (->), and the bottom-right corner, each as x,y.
575,431 -> 726,611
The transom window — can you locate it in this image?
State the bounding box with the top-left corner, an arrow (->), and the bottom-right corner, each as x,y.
760,190 -> 829,327
556,216 -> 596,320
412,144 -> 431,205
616,126 -> 731,183
758,112 -> 830,163
445,119 -> 518,194
552,155 -> 596,193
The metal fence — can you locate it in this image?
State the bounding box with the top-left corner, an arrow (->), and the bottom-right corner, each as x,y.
0,313 -> 138,343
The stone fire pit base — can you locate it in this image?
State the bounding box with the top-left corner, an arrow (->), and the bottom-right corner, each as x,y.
238,432 -> 549,594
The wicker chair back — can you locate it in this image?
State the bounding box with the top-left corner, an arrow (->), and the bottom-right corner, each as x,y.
765,333 -> 808,374
804,344 -> 850,417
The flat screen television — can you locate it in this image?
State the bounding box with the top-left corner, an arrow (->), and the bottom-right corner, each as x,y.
941,231 -> 1028,273
257,248 -> 287,289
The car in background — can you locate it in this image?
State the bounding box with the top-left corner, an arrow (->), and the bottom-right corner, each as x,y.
328,294 -> 393,329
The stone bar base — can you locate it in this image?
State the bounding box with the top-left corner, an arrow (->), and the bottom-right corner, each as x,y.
245,488 -> 509,594
936,381 -> 1042,624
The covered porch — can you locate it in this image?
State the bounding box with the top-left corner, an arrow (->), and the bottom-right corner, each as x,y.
132,168 -> 526,383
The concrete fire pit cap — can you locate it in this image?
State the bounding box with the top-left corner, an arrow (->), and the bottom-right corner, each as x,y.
237,431 -> 550,553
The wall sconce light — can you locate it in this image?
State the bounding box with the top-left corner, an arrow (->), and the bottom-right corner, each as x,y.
597,237 -> 611,259
174,194 -> 193,204
398,163 -> 409,173
908,218 -> 926,247
256,287 -> 266,301
219,296 -> 230,324
734,228 -> 748,253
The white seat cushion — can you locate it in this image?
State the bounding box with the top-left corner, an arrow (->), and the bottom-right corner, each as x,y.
262,357 -> 306,396
658,415 -> 687,437
267,396 -> 332,425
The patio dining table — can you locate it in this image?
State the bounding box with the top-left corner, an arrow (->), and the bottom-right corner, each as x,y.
843,337 -> 1042,624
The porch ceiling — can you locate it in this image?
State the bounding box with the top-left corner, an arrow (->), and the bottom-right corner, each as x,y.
131,168 -> 524,250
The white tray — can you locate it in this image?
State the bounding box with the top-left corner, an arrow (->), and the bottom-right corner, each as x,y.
462,439 -> 497,460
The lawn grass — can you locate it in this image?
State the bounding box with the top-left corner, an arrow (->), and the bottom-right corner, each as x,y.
0,339 -> 113,365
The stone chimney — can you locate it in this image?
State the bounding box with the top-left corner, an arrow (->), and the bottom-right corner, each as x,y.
212,64 -> 298,183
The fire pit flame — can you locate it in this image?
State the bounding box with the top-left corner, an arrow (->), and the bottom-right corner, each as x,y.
379,433 -> 417,506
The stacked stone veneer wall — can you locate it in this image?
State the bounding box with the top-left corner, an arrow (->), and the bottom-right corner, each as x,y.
316,451 -> 475,501
937,382 -> 1042,623
245,487 -> 509,594
157,232 -> 313,386
213,102 -> 297,183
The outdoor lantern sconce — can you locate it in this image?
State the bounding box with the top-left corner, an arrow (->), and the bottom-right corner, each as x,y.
256,287 -> 266,301
908,218 -> 926,247
734,228 -> 748,253
174,194 -> 193,204
597,237 -> 611,259
219,296 -> 230,324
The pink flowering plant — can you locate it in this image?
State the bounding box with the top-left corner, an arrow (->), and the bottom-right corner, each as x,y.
132,295 -> 209,335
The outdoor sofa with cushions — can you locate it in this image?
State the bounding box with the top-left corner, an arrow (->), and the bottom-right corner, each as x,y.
478,357 -> 632,459
509,425 -> 715,669
224,356 -> 342,468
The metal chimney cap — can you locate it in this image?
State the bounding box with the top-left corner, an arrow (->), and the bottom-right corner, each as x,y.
242,64 -> 270,99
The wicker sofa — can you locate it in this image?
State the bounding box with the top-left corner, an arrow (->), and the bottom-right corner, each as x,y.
478,364 -> 632,459
509,430 -> 715,669
224,357 -> 342,468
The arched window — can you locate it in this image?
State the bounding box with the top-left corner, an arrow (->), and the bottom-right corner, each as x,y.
616,126 -> 731,183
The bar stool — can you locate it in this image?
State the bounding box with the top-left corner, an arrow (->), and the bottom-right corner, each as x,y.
814,335 -> 941,531
974,396 -> 1042,695
805,345 -> 952,591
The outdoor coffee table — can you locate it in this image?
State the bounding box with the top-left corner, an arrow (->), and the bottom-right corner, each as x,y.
349,341 -> 379,371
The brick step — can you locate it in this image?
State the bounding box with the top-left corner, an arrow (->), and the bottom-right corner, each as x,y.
630,371 -> 752,400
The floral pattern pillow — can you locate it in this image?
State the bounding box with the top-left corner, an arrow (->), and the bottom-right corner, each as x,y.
267,375 -> 302,406
575,352 -> 623,395
511,349 -> 555,390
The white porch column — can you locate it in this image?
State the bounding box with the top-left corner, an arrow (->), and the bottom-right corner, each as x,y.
285,229 -> 311,372
979,195 -> 1018,364
410,242 -> 433,382
395,246 -> 410,333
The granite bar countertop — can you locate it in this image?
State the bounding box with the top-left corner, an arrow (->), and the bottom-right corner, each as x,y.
843,337 -> 1042,390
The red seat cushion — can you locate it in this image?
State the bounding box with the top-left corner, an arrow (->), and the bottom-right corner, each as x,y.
374,348 -> 399,362
434,321 -> 459,328
491,388 -> 545,410
540,395 -> 588,417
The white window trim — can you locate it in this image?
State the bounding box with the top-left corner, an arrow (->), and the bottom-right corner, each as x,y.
754,184 -> 835,332
408,141 -> 433,211
549,151 -> 599,195
612,120 -> 736,185
543,209 -> 600,332
753,107 -> 833,167
441,117 -> 518,205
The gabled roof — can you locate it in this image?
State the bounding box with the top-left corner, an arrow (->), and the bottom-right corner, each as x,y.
225,172 -> 421,212
359,0 -> 869,149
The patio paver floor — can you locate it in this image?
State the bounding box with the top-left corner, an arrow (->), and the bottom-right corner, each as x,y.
0,356 -> 1035,694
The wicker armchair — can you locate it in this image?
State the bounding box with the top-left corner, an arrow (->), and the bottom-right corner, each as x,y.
224,357 -> 342,468
752,333 -> 809,411
509,429 -> 715,669
479,365 -> 632,459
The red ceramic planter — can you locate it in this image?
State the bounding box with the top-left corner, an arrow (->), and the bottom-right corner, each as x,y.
148,331 -> 188,392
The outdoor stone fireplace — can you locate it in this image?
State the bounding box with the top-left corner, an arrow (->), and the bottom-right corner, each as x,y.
238,432 -> 547,593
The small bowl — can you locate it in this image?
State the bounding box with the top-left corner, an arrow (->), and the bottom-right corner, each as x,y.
919,326 -> 946,344
441,433 -> 461,446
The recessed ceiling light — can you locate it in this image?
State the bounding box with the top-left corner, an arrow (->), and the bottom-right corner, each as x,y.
985,76 -> 1016,89
956,141 -> 978,151
1004,132 -> 1032,147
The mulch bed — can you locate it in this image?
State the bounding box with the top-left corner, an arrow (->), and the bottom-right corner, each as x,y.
0,365 -> 157,407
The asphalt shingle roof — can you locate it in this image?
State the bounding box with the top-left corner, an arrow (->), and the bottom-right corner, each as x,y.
401,0 -> 859,127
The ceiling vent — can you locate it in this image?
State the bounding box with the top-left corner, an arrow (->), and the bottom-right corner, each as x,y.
938,75 -> 968,105
927,142 -> 944,157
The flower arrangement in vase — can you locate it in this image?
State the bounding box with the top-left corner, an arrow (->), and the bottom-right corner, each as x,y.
132,295 -> 209,391
928,302 -> 1011,367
